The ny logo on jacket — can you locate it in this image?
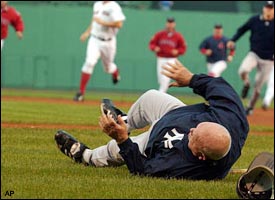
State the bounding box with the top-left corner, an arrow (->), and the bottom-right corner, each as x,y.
163,128 -> 185,149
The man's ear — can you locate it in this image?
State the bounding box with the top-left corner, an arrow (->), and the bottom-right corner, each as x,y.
198,152 -> 207,161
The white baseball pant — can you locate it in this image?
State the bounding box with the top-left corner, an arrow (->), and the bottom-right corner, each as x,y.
238,52 -> 274,108
1,40 -> 4,51
82,89 -> 185,167
207,60 -> 227,77
81,36 -> 118,75
263,67 -> 274,107
157,57 -> 177,93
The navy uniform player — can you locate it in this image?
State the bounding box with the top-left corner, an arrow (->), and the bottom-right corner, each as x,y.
55,60 -> 249,181
227,1 -> 274,115
199,24 -> 235,77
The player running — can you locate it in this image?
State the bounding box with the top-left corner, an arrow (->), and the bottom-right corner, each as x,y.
1,1 -> 24,51
73,1 -> 126,102
199,24 -> 235,77
227,1 -> 274,115
149,17 -> 187,93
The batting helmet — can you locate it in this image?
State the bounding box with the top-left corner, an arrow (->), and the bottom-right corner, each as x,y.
236,152 -> 274,199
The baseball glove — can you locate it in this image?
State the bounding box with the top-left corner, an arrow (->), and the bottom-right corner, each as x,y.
236,152 -> 274,199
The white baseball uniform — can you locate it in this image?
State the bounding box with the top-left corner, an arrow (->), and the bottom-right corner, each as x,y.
157,57 -> 177,93
1,40 -> 3,51
238,52 -> 274,109
263,66 -> 274,108
81,1 -> 126,75
206,61 -> 227,77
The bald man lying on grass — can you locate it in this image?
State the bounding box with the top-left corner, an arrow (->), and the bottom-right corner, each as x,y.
55,60 -> 249,180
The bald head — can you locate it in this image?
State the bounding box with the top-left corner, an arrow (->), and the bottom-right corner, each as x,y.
188,122 -> 231,160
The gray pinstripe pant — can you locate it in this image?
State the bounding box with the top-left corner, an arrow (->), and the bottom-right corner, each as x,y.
82,89 -> 185,167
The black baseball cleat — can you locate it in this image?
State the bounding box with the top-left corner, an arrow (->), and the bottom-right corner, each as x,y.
245,107 -> 254,116
73,92 -> 84,102
54,130 -> 89,163
241,84 -> 250,99
112,69 -> 121,85
262,103 -> 268,111
101,98 -> 127,124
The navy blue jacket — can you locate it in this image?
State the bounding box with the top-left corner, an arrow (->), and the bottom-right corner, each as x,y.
118,74 -> 249,180
199,36 -> 230,63
231,15 -> 274,60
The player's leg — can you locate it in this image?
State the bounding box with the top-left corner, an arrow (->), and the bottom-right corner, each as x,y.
246,59 -> 274,115
208,61 -> 227,77
74,37 -> 101,101
82,89 -> 187,167
157,57 -> 176,93
82,89 -> 186,166
126,89 -> 185,132
100,38 -> 120,84
262,67 -> 274,110
82,131 -> 150,167
238,52 -> 258,99
1,40 -> 4,51
55,129 -> 150,167
207,63 -> 215,77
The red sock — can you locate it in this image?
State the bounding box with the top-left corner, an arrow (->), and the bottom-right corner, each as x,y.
113,68 -> 118,76
79,72 -> 91,94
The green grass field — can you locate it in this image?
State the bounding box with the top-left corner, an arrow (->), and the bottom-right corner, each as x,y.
1,88 -> 274,199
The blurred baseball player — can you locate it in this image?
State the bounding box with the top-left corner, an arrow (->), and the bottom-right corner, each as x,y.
1,1 -> 24,51
149,17 -> 187,93
74,1 -> 126,101
262,66 -> 274,110
227,1 -> 274,115
199,24 -> 235,77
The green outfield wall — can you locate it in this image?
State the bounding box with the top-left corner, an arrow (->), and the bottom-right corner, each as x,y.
1,3 -> 260,94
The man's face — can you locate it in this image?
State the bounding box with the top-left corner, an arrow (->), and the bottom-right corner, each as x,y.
166,21 -> 176,30
213,28 -> 223,37
187,126 -> 202,158
1,1 -> 8,9
263,6 -> 274,20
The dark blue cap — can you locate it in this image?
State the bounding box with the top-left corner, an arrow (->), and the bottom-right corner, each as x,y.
167,17 -> 175,23
214,24 -> 223,29
265,1 -> 274,8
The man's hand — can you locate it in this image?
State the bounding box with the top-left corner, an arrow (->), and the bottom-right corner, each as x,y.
99,112 -> 128,144
154,46 -> 161,53
227,41 -> 235,49
227,55 -> 234,62
16,31 -> 23,40
80,31 -> 90,42
205,49 -> 212,56
171,49 -> 179,56
161,60 -> 194,87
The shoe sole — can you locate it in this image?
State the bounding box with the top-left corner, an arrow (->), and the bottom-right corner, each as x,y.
55,130 -> 78,153
100,99 -> 119,123
55,130 -> 89,163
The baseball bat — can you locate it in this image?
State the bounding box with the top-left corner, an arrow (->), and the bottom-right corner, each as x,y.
229,168 -> 247,174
